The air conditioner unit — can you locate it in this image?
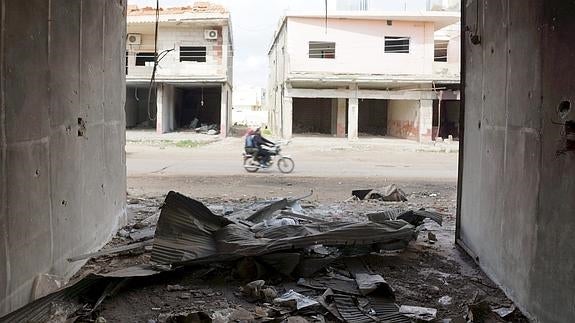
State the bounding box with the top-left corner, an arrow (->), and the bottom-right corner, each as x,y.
127,33 -> 142,45
204,29 -> 218,40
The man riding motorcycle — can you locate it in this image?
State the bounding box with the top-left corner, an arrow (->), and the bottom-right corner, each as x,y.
244,127 -> 274,167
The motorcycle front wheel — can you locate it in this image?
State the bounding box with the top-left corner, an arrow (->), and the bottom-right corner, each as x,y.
277,157 -> 295,174
243,156 -> 260,173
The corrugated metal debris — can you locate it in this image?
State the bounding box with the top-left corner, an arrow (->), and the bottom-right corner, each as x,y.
352,184 -> 408,202
0,190 -> 445,323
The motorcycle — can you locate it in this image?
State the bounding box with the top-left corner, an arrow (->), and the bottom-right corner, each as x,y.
242,141 -> 295,173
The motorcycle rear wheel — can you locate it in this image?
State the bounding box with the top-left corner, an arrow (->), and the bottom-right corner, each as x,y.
277,157 -> 295,174
243,156 -> 260,173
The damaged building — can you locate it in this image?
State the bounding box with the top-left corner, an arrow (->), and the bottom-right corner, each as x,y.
267,10 -> 461,141
0,0 -> 575,322
125,3 -> 233,136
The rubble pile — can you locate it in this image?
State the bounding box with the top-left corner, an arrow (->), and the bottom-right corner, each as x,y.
0,190 -> 527,323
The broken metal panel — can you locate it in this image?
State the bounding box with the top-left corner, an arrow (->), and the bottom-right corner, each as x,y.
344,257 -> 394,299
148,193 -> 419,263
151,191 -> 233,264
0,275 -> 102,322
352,185 -> 408,202
368,298 -> 410,323
228,198 -> 290,223
333,294 -> 377,323
298,276 -> 361,296
368,209 -> 443,226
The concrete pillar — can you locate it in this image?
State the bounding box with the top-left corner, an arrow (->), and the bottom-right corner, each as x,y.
156,84 -> 174,134
337,98 -> 347,137
419,99 -> 433,142
347,85 -> 359,140
330,99 -> 337,135
156,84 -> 164,134
220,83 -> 229,137
0,0 -> 127,315
282,96 -> 293,139
222,27 -> 229,76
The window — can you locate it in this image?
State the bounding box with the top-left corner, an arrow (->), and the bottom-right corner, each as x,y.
336,0 -> 369,11
309,41 -> 336,59
135,52 -> 155,66
180,46 -> 206,62
434,40 -> 448,62
384,37 -> 410,53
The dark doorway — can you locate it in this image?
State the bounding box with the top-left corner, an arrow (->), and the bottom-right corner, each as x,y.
358,99 -> 388,136
293,98 -> 333,134
433,100 -> 460,139
175,86 -> 221,130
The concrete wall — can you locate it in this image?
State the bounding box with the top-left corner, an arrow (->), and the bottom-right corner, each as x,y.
267,22 -> 288,136
0,0 -> 127,316
287,17 -> 435,75
459,0 -> 575,322
126,21 -> 232,82
387,100 -> 420,140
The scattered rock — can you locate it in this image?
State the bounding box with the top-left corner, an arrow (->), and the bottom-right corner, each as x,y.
229,307 -> 254,321
179,292 -> 191,299
117,229 -> 130,238
95,317 -> 107,323
438,295 -> 452,306
399,305 -> 437,321
167,284 -> 186,292
428,232 -> 438,243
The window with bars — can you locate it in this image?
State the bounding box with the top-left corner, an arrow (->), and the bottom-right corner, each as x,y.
309,41 -> 336,59
135,52 -> 155,66
180,46 -> 207,62
434,40 -> 449,62
384,37 -> 410,53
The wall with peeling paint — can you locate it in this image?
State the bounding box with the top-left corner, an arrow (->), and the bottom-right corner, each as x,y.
0,0 -> 127,316
459,0 -> 575,321
387,100 -> 420,140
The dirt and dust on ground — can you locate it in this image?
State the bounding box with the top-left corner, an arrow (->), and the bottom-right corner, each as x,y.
60,181 -> 528,323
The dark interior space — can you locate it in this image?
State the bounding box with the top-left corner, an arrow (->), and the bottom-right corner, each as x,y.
358,99 -> 388,136
433,99 -> 460,139
175,86 -> 221,130
293,98 -> 333,134
125,86 -> 156,128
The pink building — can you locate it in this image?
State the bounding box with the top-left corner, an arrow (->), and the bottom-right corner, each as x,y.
267,11 -> 460,141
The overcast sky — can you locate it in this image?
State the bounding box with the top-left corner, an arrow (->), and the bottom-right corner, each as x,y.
129,0 -> 427,88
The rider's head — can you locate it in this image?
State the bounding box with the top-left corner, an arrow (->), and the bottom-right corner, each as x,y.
255,127 -> 261,134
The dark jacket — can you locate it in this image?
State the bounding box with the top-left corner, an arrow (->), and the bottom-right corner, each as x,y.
253,134 -> 273,148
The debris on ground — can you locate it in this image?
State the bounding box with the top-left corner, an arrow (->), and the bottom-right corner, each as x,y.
352,184 -> 408,202
399,305 -> 437,321
0,190 -> 530,323
274,290 -> 319,310
195,123 -> 219,135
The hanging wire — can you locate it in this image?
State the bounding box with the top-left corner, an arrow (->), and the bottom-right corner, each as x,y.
146,0 -> 160,121
325,0 -> 328,34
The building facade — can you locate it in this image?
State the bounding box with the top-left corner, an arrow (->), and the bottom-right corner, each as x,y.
267,11 -> 460,141
126,2 -> 233,136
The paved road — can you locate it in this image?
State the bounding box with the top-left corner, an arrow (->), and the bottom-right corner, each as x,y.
126,136 -> 459,181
